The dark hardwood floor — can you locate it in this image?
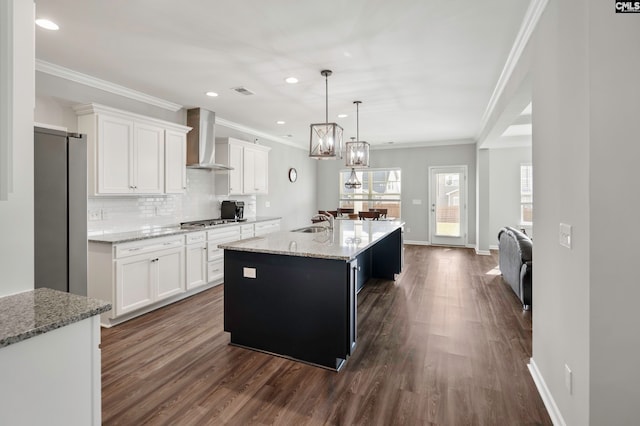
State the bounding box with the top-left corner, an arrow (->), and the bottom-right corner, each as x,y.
101,245 -> 551,425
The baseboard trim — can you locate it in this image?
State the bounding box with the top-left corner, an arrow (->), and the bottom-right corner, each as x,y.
528,358 -> 566,426
490,244 -> 499,250
475,248 -> 491,256
403,240 -> 430,246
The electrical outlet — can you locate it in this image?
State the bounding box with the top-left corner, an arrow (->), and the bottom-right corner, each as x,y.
565,364 -> 573,394
88,209 -> 101,221
265,201 -> 270,208
406,227 -> 411,233
412,199 -> 422,205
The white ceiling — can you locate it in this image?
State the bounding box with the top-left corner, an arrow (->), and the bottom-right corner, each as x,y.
34,0 -> 530,148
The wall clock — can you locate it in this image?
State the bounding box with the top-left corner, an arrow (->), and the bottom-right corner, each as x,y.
288,167 -> 298,182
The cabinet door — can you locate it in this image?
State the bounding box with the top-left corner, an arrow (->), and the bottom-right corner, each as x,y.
243,148 -> 257,194
134,123 -> 164,194
97,115 -> 134,194
186,242 -> 207,290
229,143 -> 244,195
155,246 -> 185,300
253,149 -> 268,194
115,254 -> 154,315
165,130 -> 186,193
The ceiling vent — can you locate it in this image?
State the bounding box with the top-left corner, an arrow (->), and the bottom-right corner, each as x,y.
231,86 -> 255,96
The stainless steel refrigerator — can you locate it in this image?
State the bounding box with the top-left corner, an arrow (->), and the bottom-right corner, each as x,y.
34,126 -> 87,296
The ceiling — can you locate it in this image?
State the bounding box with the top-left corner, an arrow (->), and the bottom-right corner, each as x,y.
34,0 -> 531,148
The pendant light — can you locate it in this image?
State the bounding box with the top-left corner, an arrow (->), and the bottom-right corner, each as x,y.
345,101 -> 370,168
344,139 -> 362,190
344,100 -> 370,190
309,70 -> 343,159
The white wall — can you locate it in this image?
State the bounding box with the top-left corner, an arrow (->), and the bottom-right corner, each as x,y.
533,1 -> 640,422
489,146 -> 532,243
0,0 -> 35,297
588,0 -> 640,423
316,143 -> 477,244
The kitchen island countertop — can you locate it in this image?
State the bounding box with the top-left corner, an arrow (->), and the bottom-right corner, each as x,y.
219,220 -> 404,261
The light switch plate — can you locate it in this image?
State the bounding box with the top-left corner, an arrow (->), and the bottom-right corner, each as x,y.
559,223 -> 572,249
88,209 -> 101,221
412,199 -> 422,205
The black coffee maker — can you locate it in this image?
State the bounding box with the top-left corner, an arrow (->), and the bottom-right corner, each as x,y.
221,200 -> 244,220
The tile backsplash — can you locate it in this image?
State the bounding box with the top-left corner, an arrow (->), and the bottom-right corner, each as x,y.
88,169 -> 256,234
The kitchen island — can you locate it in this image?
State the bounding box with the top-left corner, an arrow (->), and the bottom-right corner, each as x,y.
220,220 -> 403,370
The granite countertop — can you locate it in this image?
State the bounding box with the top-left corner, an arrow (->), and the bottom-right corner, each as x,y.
0,288 -> 111,348
219,220 -> 404,261
88,216 -> 282,244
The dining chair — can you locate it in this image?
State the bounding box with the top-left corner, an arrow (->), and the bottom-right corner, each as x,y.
358,211 -> 380,220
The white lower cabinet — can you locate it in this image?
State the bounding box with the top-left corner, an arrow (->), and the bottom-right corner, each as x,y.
186,232 -> 208,290
207,226 -> 241,284
114,242 -> 184,316
255,219 -> 281,236
240,223 -> 255,239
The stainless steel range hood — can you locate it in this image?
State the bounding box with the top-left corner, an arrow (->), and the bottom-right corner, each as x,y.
186,108 -> 232,170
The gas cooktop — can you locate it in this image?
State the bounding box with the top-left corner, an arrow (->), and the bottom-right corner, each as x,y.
180,218 -> 247,229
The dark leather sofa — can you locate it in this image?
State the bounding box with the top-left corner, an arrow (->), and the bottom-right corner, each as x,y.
498,226 -> 532,310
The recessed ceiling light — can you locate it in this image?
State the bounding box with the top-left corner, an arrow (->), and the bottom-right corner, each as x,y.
338,114 -> 348,118
285,77 -> 298,84
205,91 -> 218,97
276,121 -> 285,125
35,19 -> 59,30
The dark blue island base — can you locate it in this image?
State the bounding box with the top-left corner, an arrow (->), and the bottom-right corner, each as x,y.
223,228 -> 403,370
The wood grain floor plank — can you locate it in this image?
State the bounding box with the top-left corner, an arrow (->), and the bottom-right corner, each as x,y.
101,245 -> 552,425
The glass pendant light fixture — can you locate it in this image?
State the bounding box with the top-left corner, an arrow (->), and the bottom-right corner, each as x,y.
345,101 -> 370,168
309,70 -> 343,159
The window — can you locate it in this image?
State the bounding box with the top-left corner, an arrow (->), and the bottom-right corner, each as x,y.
520,164 -> 533,224
339,168 -> 401,218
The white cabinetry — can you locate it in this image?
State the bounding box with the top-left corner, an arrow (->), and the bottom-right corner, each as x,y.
215,137 -> 270,195
255,219 -> 281,236
244,146 -> 269,194
75,103 -> 190,196
185,232 -> 208,290
114,237 -> 184,316
207,226 -> 241,284
132,122 -> 164,194
165,130 -> 187,193
240,223 -> 255,239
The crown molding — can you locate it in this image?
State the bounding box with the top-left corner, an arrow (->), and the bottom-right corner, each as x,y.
35,59 -> 183,112
371,138 -> 475,151
215,117 -> 306,151
476,0 -> 549,139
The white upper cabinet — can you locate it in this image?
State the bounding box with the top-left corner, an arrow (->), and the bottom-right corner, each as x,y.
75,103 -> 190,196
165,130 -> 187,193
133,122 -> 164,194
215,137 -> 270,195
96,114 -> 134,194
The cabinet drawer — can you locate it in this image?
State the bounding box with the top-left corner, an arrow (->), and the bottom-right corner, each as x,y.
240,224 -> 254,234
254,220 -> 280,236
208,260 -> 224,283
207,227 -> 240,242
115,237 -> 183,258
186,231 -> 206,244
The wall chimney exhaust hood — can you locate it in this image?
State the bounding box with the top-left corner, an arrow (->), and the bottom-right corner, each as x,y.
186,108 -> 232,170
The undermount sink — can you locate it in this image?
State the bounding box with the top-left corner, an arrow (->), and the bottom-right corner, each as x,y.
291,225 -> 329,233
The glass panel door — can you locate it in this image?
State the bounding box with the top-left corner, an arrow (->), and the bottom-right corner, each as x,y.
429,166 -> 467,246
